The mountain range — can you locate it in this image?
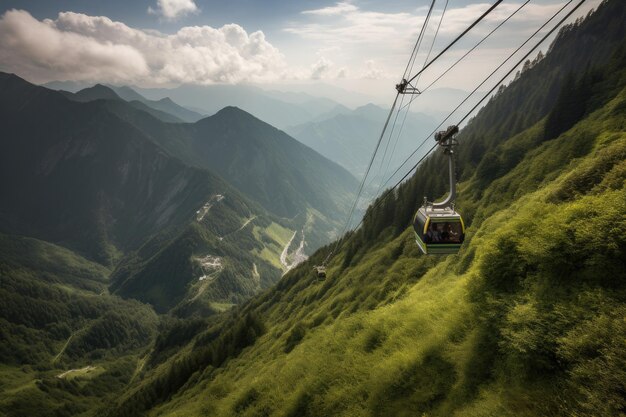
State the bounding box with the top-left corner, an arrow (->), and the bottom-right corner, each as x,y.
107,85 -> 206,122
0,72 -> 357,316
1,1 -> 625,416
118,83 -> 342,129
286,103 -> 437,179
64,83 -> 358,244
59,84 -> 187,123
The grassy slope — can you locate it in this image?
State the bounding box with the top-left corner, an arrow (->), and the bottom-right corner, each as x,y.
141,74 -> 626,417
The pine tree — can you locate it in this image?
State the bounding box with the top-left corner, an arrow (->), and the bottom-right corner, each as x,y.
544,71 -> 588,140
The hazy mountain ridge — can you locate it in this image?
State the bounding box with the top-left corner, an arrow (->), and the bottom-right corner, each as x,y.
48,82 -> 205,123
58,84 -> 200,123
43,81 -> 344,127
286,103 -> 437,178
107,85 -> 205,123
130,83 -> 344,129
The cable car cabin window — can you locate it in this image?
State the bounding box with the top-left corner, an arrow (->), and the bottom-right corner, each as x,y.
424,221 -> 464,244
413,211 -> 428,241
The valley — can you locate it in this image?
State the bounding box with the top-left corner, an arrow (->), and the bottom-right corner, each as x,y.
280,228 -> 308,272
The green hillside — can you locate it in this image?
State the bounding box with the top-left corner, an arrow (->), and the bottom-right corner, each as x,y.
0,233 -> 159,417
102,2 -> 626,416
127,66 -> 626,417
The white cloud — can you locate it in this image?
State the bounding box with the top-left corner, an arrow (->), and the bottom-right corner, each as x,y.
361,60 -> 386,79
286,3 -> 420,47
289,1 -> 574,44
302,2 -> 357,16
284,1 -> 588,72
308,57 -> 350,80
148,0 -> 199,20
0,9 -> 286,85
281,0 -> 604,94
310,57 -> 332,80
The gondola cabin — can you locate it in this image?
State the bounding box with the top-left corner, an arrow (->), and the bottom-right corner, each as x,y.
314,266 -> 327,279
413,207 -> 465,254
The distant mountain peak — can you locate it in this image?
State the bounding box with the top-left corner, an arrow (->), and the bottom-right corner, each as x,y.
74,84 -> 121,101
358,103 -> 381,110
194,106 -> 266,129
213,105 -> 258,120
87,84 -> 117,94
217,105 -> 244,113
0,72 -> 22,82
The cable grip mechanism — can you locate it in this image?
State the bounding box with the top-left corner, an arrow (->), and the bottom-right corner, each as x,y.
395,78 -> 422,95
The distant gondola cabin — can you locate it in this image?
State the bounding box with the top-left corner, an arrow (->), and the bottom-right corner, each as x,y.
413,207 -> 465,254
315,266 -> 327,279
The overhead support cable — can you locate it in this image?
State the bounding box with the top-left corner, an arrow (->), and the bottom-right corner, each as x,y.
397,0 -> 504,94
374,0 -> 450,197
383,0 -> 574,193
351,0 -> 587,236
323,0 -> 586,264
402,0 -> 437,81
415,0 -> 450,87
377,0 -> 439,185
322,0 -> 439,265
322,93 -> 401,265
456,0 -> 586,126
420,0 -> 531,95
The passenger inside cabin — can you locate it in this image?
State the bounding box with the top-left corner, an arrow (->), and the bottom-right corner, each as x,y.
425,223 -> 441,243
447,223 -> 460,243
441,223 -> 450,242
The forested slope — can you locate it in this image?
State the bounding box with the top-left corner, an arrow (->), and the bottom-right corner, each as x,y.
105,2 -> 626,416
0,73 -> 301,314
0,233 -> 159,417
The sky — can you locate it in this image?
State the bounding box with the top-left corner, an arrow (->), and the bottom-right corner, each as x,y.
0,0 -> 601,103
